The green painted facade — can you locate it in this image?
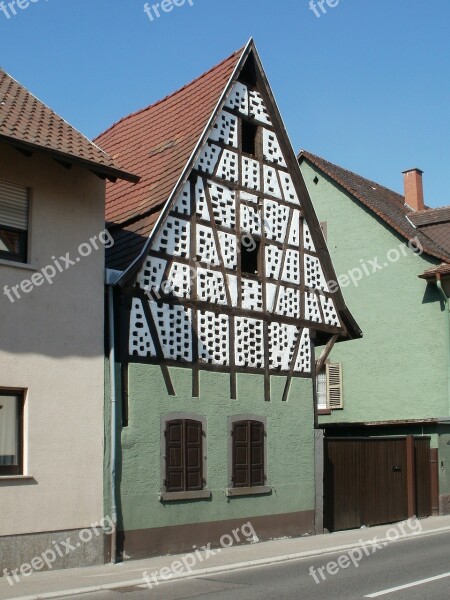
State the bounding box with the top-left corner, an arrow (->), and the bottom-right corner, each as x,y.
300,159 -> 450,499
105,363 -> 315,537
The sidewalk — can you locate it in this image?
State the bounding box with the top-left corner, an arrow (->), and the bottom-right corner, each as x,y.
2,515 -> 450,600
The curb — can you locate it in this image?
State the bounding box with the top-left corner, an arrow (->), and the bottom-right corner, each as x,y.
8,524 -> 450,600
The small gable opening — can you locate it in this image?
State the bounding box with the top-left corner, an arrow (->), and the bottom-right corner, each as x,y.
239,55 -> 258,87
242,120 -> 258,157
241,237 -> 261,276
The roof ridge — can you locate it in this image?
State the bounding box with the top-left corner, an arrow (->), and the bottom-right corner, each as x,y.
0,68 -> 114,163
94,46 -> 245,142
300,149 -> 406,205
300,149 -> 450,262
414,205 -> 450,214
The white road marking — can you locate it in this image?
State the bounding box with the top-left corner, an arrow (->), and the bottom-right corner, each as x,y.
365,571 -> 450,597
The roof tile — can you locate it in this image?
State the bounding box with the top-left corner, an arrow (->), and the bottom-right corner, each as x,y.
0,69 -> 135,181
97,47 -> 244,269
299,151 -> 450,263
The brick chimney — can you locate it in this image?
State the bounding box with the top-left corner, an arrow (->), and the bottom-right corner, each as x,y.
402,168 -> 424,212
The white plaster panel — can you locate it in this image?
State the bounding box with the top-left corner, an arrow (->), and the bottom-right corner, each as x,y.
209,110 -> 239,147
241,278 -> 263,311
249,90 -> 272,124
235,317 -> 265,368
194,143 -> 221,174
198,311 -> 230,365
224,82 -> 249,115
263,165 -> 282,199
242,156 -> 260,191
216,149 -> 239,183
263,129 -> 286,167
129,298 -> 156,358
280,172 -> 300,205
294,329 -> 311,373
304,254 -> 329,291
269,322 -> 298,370
152,216 -> 190,258
150,301 -> 192,362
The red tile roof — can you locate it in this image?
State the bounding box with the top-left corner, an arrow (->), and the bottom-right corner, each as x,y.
0,68 -> 136,182
96,48 -> 244,243
299,151 -> 450,263
409,206 -> 450,226
419,263 -> 450,280
409,207 -> 450,255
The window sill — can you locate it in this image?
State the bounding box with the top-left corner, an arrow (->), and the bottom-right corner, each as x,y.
225,485 -> 272,497
318,408 -> 332,415
159,490 -> 211,502
0,258 -> 37,272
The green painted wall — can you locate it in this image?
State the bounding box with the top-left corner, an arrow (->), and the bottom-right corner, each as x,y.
300,161 -> 448,423
105,363 -> 315,533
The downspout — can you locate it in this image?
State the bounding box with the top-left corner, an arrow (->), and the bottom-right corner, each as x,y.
106,269 -> 122,564
436,276 -> 450,416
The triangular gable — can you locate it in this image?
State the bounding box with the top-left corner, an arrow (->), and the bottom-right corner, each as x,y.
123,41 -> 360,400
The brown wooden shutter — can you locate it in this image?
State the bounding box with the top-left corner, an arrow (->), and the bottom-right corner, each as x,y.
249,421 -> 265,486
185,420 -> 203,491
250,421 -> 265,486
232,421 -> 250,487
165,420 -> 184,492
327,363 -> 343,409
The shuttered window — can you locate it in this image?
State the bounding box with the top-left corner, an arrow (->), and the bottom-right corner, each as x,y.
0,180 -> 29,263
165,419 -> 203,492
232,420 -> 265,488
317,363 -> 344,410
326,363 -> 343,409
316,370 -> 327,409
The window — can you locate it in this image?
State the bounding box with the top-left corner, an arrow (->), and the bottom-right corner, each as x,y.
316,369 -> 327,410
242,120 -> 258,156
232,420 -> 266,488
316,363 -> 343,410
240,238 -> 261,276
164,419 -> 204,493
0,390 -> 24,476
0,180 -> 29,263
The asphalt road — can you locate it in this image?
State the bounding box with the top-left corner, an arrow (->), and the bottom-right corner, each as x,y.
71,530 -> 450,599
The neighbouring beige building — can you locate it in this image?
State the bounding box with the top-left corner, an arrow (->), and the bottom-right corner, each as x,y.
0,69 -> 136,573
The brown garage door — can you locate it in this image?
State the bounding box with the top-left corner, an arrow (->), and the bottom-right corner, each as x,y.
324,436 -> 431,532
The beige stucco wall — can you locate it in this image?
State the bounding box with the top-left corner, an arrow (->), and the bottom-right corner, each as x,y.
0,142 -> 105,536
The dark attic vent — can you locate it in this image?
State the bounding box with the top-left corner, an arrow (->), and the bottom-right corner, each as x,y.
313,176 -> 319,185
242,120 -> 258,156
239,55 -> 258,87
241,238 -> 261,276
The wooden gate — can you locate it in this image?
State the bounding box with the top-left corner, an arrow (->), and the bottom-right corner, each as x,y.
324,436 -> 432,532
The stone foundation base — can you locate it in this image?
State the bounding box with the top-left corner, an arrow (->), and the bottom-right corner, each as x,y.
439,495 -> 450,515
0,527 -> 105,576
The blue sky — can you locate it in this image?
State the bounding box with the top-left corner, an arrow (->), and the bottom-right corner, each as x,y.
0,0 -> 449,207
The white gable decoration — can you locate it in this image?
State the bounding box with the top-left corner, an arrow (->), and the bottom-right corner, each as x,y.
126,67 -> 343,400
